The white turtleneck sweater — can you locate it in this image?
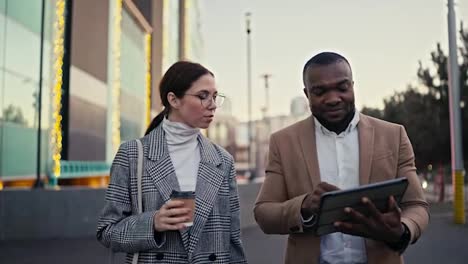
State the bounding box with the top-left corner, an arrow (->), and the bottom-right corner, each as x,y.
162,118 -> 201,191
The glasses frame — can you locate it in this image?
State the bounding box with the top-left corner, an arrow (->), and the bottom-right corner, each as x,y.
184,93 -> 226,108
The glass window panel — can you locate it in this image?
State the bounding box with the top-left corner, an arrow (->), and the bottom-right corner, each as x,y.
119,8 -> 147,141
0,0 -> 54,179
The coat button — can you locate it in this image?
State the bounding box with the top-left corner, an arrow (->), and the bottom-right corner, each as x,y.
208,253 -> 217,261
156,253 -> 164,260
290,226 -> 300,232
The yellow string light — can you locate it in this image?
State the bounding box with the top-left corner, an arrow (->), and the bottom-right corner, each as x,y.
50,0 -> 66,178
112,0 -> 122,153
145,34 -> 152,127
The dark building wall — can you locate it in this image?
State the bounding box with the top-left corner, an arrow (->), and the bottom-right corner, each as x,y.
68,0 -> 109,161
66,0 -> 161,161
70,0 -> 109,82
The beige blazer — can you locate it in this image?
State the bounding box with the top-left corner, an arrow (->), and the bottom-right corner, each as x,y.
254,114 -> 429,264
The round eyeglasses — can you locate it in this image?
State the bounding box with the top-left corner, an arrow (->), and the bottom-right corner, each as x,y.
184,93 -> 225,108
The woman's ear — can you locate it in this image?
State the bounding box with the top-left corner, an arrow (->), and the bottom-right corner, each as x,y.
167,92 -> 180,109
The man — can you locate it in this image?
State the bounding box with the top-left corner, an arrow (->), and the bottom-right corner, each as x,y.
254,52 -> 429,264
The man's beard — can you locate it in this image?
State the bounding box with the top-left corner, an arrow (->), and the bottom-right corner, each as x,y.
313,104 -> 356,135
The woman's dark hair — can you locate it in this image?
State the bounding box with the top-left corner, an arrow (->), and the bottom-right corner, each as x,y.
145,61 -> 214,135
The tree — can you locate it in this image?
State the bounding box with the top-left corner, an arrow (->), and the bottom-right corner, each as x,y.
360,106 -> 382,120
362,22 -> 468,171
1,104 -> 28,126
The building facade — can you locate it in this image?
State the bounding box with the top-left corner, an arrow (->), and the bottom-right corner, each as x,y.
0,0 -> 204,188
237,96 -> 310,180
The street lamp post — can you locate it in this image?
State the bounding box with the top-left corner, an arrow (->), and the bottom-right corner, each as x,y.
245,12 -> 253,179
447,0 -> 465,224
261,73 -> 272,135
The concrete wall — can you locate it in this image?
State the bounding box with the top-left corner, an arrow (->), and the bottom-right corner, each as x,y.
0,183 -> 262,241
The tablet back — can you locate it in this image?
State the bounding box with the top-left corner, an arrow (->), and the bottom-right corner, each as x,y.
316,177 -> 409,236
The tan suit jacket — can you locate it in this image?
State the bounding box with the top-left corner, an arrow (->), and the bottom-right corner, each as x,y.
254,114 -> 429,264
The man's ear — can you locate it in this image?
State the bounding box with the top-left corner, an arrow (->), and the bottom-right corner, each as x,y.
167,92 -> 180,109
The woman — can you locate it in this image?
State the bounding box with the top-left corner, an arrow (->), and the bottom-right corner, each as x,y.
97,61 -> 247,263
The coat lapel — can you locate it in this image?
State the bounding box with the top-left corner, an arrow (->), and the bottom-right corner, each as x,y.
358,114 -> 374,185
146,125 -> 181,202
188,135 -> 225,253
298,116 -> 321,187
145,126 -> 189,250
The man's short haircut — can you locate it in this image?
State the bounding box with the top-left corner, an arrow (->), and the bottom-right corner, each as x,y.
302,52 -> 351,86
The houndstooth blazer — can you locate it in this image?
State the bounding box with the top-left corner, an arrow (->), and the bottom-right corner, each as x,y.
97,125 -> 247,264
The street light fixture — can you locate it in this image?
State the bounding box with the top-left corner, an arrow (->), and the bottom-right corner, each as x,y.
245,12 -> 253,179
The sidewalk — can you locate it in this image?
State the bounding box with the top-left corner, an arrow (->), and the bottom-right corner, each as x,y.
405,201 -> 468,264
1,202 -> 467,264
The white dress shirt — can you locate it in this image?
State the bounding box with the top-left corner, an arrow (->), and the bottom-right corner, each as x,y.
162,118 -> 200,191
314,112 -> 368,264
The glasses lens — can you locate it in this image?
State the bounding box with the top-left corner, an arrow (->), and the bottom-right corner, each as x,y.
200,95 -> 225,107
216,96 -> 225,107
201,97 -> 210,107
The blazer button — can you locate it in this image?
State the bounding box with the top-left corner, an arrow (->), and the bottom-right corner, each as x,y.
156,253 -> 164,260
290,226 -> 300,232
208,253 -> 217,261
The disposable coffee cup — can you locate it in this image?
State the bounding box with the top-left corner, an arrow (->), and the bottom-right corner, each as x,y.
170,190 -> 195,227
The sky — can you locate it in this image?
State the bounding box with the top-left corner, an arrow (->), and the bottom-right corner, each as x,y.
200,0 -> 468,122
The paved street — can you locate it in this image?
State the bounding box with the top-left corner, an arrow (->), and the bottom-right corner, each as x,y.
244,202 -> 468,264
1,202 -> 467,264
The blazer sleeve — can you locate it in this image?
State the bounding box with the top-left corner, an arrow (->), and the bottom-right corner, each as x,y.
254,133 -> 308,235
397,126 -> 430,243
228,158 -> 248,263
96,141 -> 165,253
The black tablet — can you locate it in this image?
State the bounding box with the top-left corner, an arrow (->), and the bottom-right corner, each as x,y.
315,177 -> 409,236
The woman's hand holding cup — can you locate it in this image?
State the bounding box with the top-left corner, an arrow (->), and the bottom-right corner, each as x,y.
153,200 -> 192,232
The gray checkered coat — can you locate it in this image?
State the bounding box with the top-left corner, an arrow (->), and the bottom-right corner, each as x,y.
97,125 -> 247,263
